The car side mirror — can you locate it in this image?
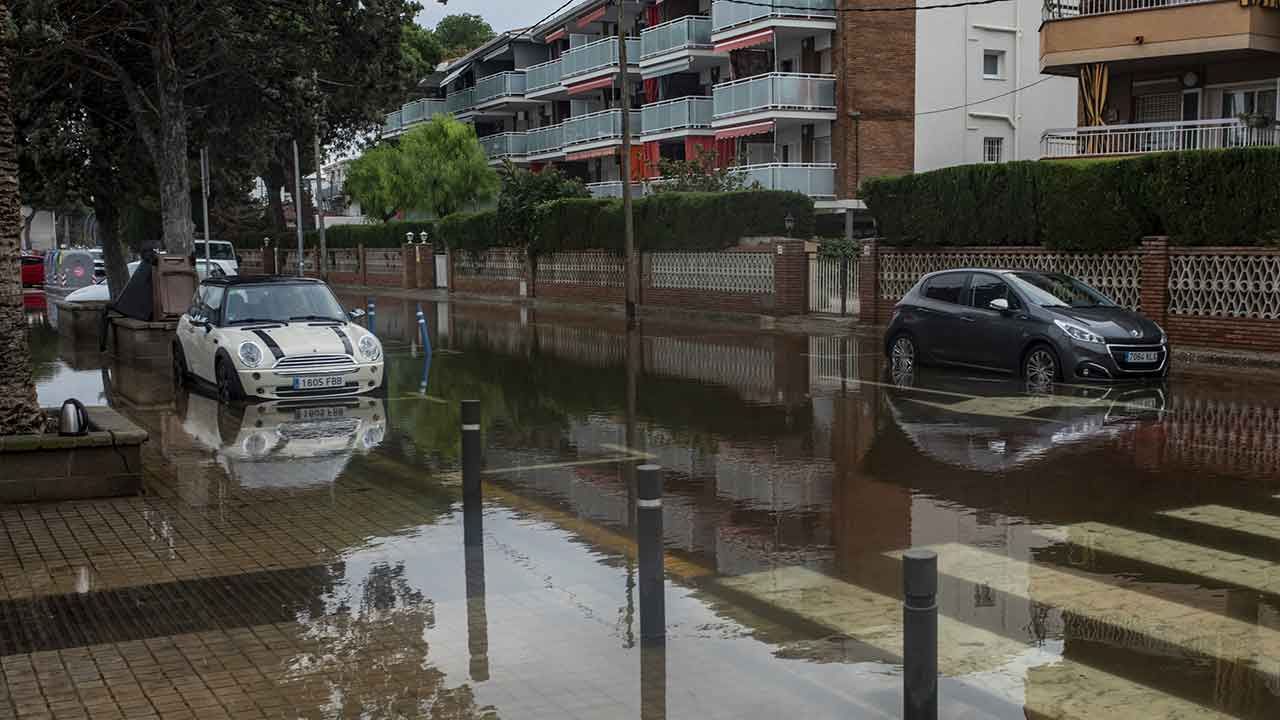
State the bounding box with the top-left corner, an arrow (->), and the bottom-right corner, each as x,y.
988,298 -> 1010,312
235,254 -> 243,264
348,308 -> 366,321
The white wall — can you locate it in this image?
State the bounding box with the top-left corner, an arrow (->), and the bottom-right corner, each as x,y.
914,0 -> 1076,171
21,207 -> 56,251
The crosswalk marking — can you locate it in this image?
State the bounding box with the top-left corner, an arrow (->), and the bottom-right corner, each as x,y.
719,566 -> 1233,719
1160,504 -> 1280,543
905,543 -> 1280,680
1063,522 -> 1280,595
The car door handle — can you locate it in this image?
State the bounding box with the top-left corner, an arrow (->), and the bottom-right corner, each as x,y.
959,315 -> 977,323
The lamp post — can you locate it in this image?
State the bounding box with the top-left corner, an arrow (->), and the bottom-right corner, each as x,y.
418,231 -> 429,245
784,212 -> 796,238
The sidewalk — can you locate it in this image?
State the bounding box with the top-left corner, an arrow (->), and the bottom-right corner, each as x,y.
330,283 -> 1280,374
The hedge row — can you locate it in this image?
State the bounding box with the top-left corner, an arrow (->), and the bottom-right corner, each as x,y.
862,147 -> 1280,250
262,221 -> 436,252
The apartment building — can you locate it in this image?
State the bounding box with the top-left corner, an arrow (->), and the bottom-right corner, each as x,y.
380,0 -> 1078,207
1039,0 -> 1280,158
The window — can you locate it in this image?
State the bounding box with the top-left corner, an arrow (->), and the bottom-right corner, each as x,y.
983,51 -> 1004,79
968,274 -> 1019,310
922,273 -> 968,305
983,137 -> 1003,163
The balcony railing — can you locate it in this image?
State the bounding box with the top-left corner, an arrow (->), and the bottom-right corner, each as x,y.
480,132 -> 529,161
563,109 -> 643,147
642,97 -> 713,135
475,71 -> 527,105
732,163 -> 836,198
586,181 -> 651,198
1041,119 -> 1280,158
713,73 -> 836,119
641,16 -> 713,58
445,87 -> 476,114
527,123 -> 566,155
401,98 -> 447,126
384,110 -> 402,134
526,58 -> 564,93
563,36 -> 641,79
1043,0 -> 1218,20
712,0 -> 835,33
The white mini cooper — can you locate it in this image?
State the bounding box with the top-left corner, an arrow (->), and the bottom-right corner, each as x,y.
173,276 -> 384,402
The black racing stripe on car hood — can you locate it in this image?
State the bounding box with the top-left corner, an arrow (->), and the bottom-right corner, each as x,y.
252,329 -> 285,360
331,326 -> 353,355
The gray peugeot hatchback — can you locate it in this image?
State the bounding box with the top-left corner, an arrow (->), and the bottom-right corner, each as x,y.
884,269 -> 1169,384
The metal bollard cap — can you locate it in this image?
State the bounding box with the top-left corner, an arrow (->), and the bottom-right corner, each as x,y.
637,464 -> 663,502
461,399 -> 481,426
903,549 -> 938,598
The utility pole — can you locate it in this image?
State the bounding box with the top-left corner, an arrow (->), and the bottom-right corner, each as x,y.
314,134 -> 327,279
618,0 -> 637,326
292,139 -> 305,276
200,147 -> 212,271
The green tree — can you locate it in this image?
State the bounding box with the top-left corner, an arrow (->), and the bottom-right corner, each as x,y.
402,117 -> 498,220
496,161 -> 588,251
345,144 -> 409,223
434,14 -> 495,57
654,147 -> 756,193
402,23 -> 444,88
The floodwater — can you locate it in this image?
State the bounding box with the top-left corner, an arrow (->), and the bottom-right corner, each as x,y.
6,294 -> 1280,720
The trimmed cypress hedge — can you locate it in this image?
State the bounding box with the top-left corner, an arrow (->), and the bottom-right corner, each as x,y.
862,147 -> 1280,249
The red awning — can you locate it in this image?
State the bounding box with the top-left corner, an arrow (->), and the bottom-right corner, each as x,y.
565,146 -> 618,161
713,29 -> 774,54
715,121 -> 774,141
576,5 -> 607,28
567,76 -> 614,95
545,27 -> 567,42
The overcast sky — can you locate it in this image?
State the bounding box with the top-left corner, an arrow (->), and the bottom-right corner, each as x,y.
416,0 -> 562,35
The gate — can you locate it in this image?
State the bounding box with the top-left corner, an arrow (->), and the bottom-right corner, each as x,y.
808,254 -> 858,316
434,253 -> 449,288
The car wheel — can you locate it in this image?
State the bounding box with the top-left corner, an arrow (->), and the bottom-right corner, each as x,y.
216,358 -> 245,403
172,343 -> 188,387
1023,344 -> 1060,390
890,333 -> 917,373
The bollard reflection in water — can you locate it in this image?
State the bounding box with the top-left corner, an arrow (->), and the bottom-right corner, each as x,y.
637,463 -> 667,719
460,399 -> 488,681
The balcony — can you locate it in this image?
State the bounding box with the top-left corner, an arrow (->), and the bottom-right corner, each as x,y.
526,58 -> 564,95
712,0 -> 836,34
641,16 -> 713,59
713,73 -> 836,123
562,36 -> 641,81
563,109 -> 643,148
732,163 -> 836,198
475,71 -> 527,106
1040,0 -> 1280,75
383,110 -> 402,135
527,124 -> 566,157
641,97 -> 714,137
1041,119 -> 1280,158
401,98 -> 447,127
586,181 -> 651,198
445,87 -> 476,115
480,132 -> 529,162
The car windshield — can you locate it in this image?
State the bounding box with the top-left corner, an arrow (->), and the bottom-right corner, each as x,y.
194,242 -> 236,260
221,283 -> 346,325
1007,272 -> 1115,308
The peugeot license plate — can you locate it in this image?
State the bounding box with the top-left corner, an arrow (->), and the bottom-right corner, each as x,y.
292,376 -> 346,390
1125,351 -> 1159,363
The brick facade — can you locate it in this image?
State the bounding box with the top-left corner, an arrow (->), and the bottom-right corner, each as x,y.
833,0 -> 916,198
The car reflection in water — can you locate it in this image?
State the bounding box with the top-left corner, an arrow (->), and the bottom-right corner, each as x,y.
178,390 -> 387,489
885,364 -> 1166,473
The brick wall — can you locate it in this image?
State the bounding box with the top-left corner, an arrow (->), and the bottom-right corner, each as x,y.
833,0 -> 916,198
452,276 -> 524,297
536,282 -> 626,304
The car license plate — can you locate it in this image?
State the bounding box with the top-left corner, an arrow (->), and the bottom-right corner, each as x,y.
293,406 -> 346,421
1125,351 -> 1159,363
292,376 -> 346,390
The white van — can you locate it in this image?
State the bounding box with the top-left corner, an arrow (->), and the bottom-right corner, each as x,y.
193,240 -> 241,276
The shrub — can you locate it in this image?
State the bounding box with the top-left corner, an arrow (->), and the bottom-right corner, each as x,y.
436,210 -> 505,255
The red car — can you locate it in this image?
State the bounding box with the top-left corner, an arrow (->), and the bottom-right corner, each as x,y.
21,252 -> 44,287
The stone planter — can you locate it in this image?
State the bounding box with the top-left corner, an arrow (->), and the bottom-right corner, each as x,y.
107,316 -> 177,366
51,299 -> 107,347
0,407 -> 148,502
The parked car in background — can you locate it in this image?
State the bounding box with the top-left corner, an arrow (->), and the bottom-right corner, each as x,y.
21,252 -> 44,287
192,240 -> 241,276
885,269 -> 1169,385
173,276 -> 384,402
63,258 -> 236,303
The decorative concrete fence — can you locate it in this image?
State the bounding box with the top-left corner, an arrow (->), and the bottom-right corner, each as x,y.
857,237 -> 1280,353
239,249 -> 265,274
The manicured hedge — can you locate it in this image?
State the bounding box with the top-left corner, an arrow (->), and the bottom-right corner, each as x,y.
862,147 -> 1280,249
436,211 -> 505,255
265,221 -> 436,252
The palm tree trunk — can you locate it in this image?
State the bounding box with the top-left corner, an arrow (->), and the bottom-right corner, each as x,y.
0,0 -> 47,435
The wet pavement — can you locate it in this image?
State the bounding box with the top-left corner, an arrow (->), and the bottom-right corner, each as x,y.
5,294 -> 1280,719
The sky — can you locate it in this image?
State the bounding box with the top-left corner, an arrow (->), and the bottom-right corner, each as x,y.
415,0 -> 563,35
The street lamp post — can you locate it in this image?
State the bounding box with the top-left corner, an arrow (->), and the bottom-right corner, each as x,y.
784,212 -> 796,239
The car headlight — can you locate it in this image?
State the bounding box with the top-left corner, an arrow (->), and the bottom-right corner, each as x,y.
358,335 -> 382,361
243,432 -> 269,456
238,341 -> 264,368
1154,322 -> 1167,345
1053,319 -> 1104,345
361,426 -> 385,449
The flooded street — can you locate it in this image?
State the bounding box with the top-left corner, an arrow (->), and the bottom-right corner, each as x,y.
6,295 -> 1280,719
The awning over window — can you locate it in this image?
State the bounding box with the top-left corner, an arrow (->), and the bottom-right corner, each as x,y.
545,27 -> 567,42
567,76 -> 615,95
440,65 -> 467,89
577,5 -> 607,28
714,121 -> 774,141
566,146 -> 618,161
641,57 -> 692,80
713,29 -> 773,54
